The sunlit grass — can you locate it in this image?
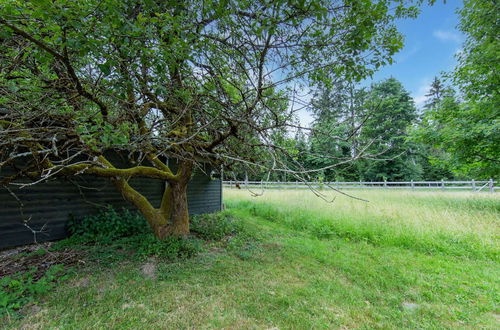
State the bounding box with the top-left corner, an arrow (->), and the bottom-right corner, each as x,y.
225,189 -> 500,259
4,189 -> 499,329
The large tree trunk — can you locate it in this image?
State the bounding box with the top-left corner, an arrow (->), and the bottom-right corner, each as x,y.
111,160 -> 193,240
158,180 -> 190,238
149,160 -> 194,238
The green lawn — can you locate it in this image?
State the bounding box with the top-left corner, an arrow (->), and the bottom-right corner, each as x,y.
3,190 -> 500,329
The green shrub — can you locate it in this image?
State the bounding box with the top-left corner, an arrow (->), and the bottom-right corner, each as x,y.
63,208 -> 243,262
190,213 -> 237,240
67,206 -> 149,243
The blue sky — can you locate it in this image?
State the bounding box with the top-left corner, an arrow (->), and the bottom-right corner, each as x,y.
369,0 -> 464,107
298,1 -> 465,126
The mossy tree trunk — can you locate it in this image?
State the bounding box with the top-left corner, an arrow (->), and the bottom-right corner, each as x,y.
108,159 -> 193,239
156,161 -> 193,238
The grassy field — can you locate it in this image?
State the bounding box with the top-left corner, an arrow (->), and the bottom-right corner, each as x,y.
3,189 -> 499,329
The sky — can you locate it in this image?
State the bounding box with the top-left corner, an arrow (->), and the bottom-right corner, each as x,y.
297,0 -> 465,127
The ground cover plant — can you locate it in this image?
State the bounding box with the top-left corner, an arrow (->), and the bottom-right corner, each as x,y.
0,208 -> 244,319
0,247 -> 78,318
2,190 -> 499,328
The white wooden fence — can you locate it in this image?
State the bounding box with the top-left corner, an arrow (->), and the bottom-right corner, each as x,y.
223,179 -> 498,192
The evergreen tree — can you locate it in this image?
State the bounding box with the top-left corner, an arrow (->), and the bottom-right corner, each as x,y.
411,77 -> 455,180
308,82 -> 368,180
358,78 -> 420,181
424,77 -> 446,110
308,78 -> 422,181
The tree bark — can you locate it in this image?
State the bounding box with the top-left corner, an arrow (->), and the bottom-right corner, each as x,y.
154,160 -> 193,238
161,180 -> 190,237
109,160 -> 193,240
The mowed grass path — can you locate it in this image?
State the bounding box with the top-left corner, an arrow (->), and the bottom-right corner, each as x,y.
6,190 -> 500,329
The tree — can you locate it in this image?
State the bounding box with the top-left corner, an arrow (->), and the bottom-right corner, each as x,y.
415,0 -> 499,178
308,81 -> 369,180
358,78 -> 419,181
307,77 -> 423,181
449,0 -> 499,177
410,76 -> 455,180
424,77 -> 446,110
0,0 -> 429,238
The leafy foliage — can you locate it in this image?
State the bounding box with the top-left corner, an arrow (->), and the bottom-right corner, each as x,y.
190,213 -> 237,241
67,207 -> 150,243
63,207 -> 203,260
0,265 -> 69,317
417,0 -> 500,178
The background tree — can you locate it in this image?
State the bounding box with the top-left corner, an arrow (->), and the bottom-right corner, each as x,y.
418,0 -> 499,178
308,81 -> 369,181
0,0 -> 428,238
308,77 -> 421,181
411,76 -> 455,180
424,77 -> 446,110
356,78 -> 420,181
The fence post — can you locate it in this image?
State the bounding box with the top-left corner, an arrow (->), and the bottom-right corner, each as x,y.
411,179 -> 414,190
489,178 -> 494,193
383,179 -> 387,188
441,179 -> 445,191
220,165 -> 224,210
472,179 -> 475,192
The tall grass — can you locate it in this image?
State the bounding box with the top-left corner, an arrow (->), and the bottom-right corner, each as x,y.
4,189 -> 499,328
225,189 -> 500,259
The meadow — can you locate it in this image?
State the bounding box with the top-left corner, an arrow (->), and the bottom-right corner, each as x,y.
3,189 -> 499,329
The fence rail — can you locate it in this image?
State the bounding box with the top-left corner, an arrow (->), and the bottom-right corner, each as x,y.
223,179 -> 498,192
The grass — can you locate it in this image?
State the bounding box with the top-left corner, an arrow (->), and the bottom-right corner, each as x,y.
2,189 -> 499,329
227,189 -> 499,259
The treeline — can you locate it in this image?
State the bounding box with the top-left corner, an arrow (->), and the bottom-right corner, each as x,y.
281,77 -> 456,182
293,77 -> 453,182
262,0 -> 498,182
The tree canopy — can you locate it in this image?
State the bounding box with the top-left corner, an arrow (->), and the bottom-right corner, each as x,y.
413,0 -> 499,178
307,77 -> 420,181
0,0 -> 429,238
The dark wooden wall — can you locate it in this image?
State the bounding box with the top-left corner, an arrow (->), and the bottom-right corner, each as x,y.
0,157 -> 221,249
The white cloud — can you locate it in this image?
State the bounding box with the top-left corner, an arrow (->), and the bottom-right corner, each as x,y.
395,43 -> 421,63
412,78 -> 432,109
433,30 -> 462,43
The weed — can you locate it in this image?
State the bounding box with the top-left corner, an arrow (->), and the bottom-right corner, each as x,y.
190,213 -> 237,240
0,265 -> 70,317
67,206 -> 149,243
120,234 -> 204,260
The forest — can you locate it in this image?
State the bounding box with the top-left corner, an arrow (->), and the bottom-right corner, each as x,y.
249,0 -> 498,182
272,75 -> 494,182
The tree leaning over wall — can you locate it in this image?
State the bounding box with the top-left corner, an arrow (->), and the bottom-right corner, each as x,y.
0,0 -> 432,239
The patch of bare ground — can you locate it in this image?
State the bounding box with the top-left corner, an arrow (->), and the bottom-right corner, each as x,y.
141,259 -> 157,280
0,242 -> 85,280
